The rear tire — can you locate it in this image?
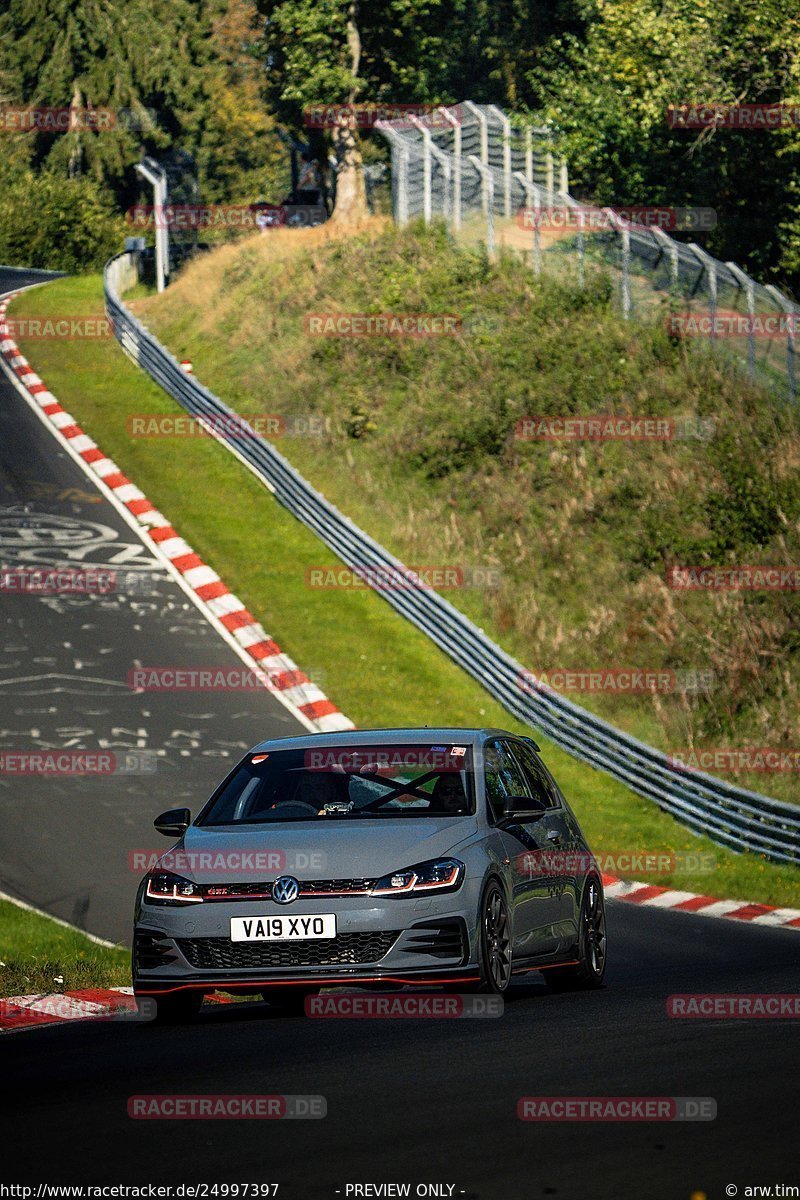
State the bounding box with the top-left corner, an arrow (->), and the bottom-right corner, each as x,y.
544,876 -> 606,991
148,990 -> 203,1024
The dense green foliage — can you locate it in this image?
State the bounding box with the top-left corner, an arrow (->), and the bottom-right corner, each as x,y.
1,0 -> 798,283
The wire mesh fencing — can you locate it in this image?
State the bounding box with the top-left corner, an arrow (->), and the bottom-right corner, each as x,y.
375,103 -> 798,403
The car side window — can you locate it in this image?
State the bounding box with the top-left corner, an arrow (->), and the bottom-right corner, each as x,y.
510,741 -> 559,809
484,739 -> 532,820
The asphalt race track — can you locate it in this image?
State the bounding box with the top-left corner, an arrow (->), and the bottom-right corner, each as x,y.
0,268 -> 306,941
1,268 -> 798,1199
1,905 -> 799,1197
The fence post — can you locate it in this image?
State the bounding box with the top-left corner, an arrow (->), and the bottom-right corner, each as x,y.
463,102 -> 489,214
559,159 -> 569,196
546,147 -> 554,208
514,171 -> 541,275
437,106 -> 462,232
606,210 -> 630,318
689,244 -> 718,343
524,126 -> 533,183
563,195 -> 585,288
726,261 -> 757,381
765,283 -> 798,403
469,156 -> 494,255
407,114 -> 434,223
398,144 -> 409,226
488,104 -> 512,219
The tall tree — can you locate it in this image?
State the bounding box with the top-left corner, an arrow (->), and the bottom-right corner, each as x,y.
258,0 -> 461,223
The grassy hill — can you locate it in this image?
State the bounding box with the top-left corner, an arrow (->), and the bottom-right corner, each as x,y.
134,221 -> 800,806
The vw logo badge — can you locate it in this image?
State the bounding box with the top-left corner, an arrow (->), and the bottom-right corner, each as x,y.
272,875 -> 300,905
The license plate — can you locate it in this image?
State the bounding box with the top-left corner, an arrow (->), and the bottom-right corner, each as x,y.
230,914 -> 337,942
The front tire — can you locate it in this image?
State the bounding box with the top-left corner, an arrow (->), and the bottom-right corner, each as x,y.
470,881 -> 512,995
544,876 -> 607,991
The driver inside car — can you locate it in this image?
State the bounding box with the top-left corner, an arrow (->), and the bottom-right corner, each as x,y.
428,772 -> 468,815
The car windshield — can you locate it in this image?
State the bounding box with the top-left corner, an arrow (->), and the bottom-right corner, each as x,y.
198,743 -> 475,825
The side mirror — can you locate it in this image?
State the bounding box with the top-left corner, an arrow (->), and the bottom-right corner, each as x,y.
501,795 -> 547,820
154,807 -> 191,837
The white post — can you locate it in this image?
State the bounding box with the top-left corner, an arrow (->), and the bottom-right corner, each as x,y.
689,244 -> 718,342
559,159 -> 569,196
437,107 -> 462,232
135,160 -> 168,293
726,261 -> 757,380
463,101 -> 489,214
605,209 -> 630,318
524,126 -> 533,183
407,115 -> 432,224
488,104 -> 512,219
765,283 -> 797,402
514,171 -> 541,275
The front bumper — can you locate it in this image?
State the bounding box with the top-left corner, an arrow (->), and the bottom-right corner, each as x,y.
133,894 -> 477,994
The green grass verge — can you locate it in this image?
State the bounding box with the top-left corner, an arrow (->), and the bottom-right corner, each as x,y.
8,270 -> 800,911
0,899 -> 128,998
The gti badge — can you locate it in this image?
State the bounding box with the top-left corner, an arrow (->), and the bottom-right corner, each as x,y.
272,875 -> 300,904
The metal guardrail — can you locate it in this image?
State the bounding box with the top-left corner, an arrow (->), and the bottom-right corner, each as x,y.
105,253 -> 800,863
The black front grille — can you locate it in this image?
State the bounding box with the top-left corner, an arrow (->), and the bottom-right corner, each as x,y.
301,878 -> 377,895
176,931 -> 400,970
199,878 -> 377,901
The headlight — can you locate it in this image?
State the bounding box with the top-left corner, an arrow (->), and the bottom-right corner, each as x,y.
145,870 -> 204,905
371,858 -> 464,896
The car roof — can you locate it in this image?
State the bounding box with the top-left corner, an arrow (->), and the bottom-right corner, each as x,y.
250,727 -> 517,754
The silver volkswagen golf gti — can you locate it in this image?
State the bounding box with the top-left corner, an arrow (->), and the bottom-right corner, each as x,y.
133,728 -> 607,1020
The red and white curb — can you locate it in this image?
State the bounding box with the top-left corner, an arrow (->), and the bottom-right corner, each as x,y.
602,874 -> 800,930
0,292 -> 354,735
0,987 -> 234,1033
0,987 -> 138,1031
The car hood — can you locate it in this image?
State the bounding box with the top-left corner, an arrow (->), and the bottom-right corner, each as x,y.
159,816 -> 479,883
